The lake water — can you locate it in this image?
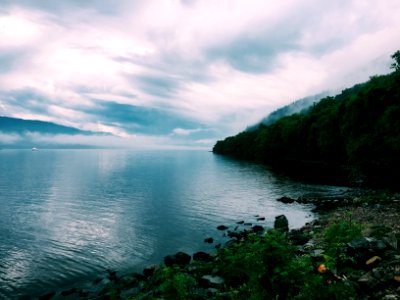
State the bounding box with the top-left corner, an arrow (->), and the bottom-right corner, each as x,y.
0,150 -> 352,298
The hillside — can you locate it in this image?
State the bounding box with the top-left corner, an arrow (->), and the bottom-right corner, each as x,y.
213,51 -> 400,188
246,92 -> 331,132
0,116 -> 102,148
0,116 -> 90,135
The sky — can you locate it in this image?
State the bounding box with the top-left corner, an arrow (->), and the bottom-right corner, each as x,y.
0,0 -> 399,149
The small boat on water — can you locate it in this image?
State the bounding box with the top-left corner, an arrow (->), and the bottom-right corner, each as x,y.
32,147 -> 39,151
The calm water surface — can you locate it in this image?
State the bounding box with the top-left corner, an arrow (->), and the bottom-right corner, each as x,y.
0,150 -> 352,298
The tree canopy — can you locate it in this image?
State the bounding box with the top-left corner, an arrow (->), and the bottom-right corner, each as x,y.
213,51 -> 400,188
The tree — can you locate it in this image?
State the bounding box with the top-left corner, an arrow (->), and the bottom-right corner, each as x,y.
390,50 -> 400,71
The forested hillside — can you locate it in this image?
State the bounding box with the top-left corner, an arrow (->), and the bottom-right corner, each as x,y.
213,51 -> 400,187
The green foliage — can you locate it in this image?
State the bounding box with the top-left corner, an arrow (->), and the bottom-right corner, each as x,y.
322,214 -> 364,272
213,50 -> 400,188
391,50 -> 400,71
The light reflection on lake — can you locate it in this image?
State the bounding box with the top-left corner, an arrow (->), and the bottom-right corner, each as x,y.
0,150 -> 352,298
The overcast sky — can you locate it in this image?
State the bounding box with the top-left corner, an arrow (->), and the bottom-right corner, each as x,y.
1,0 -> 399,148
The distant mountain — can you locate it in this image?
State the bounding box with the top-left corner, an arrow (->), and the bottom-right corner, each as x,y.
246,92 -> 331,131
0,116 -> 104,148
0,116 -> 90,135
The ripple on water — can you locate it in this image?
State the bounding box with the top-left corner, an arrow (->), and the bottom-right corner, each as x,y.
0,150 -> 356,298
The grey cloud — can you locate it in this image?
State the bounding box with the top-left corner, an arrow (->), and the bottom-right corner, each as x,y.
86,100 -> 207,136
135,74 -> 181,98
207,32 -> 298,74
0,89 -> 56,117
2,0 -> 127,15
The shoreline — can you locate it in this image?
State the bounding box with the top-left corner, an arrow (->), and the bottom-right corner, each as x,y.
23,190 -> 400,299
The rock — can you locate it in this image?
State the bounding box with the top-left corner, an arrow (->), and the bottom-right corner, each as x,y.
120,274 -> 140,287
164,251 -> 191,267
289,229 -> 310,246
120,287 -> 140,299
204,237 -> 214,244
296,196 -> 309,203
193,251 -> 212,262
215,243 -> 221,249
200,275 -> 225,287
106,269 -> 117,281
358,272 -> 379,288
236,221 -> 244,224
382,295 -> 399,300
347,237 -> 388,265
93,277 -> 103,285
217,225 -> 228,230
256,217 -> 265,221
227,231 -> 241,239
383,233 -> 398,250
277,196 -> 295,204
39,292 -> 55,300
60,288 -> 77,296
274,215 -> 289,233
252,225 -> 264,233
143,264 -> 159,278
244,222 -> 252,226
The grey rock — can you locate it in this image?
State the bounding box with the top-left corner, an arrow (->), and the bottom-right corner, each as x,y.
164,251 -> 191,267
274,215 -> 289,233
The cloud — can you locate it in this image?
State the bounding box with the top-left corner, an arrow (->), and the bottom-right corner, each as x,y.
0,0 -> 400,148
171,128 -> 203,136
0,132 -> 21,144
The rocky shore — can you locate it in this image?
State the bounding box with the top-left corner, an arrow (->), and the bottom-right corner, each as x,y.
31,191 -> 400,300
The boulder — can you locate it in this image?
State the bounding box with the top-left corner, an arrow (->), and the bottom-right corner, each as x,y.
204,237 -> 214,244
256,217 -> 265,221
347,237 -> 388,265
217,225 -> 228,230
252,225 -> 264,233
289,229 -> 310,246
193,251 -> 212,262
199,275 -> 225,288
164,251 -> 191,267
60,288 -> 77,297
38,292 -> 55,300
274,215 -> 289,233
277,196 -> 295,204
143,264 -> 159,278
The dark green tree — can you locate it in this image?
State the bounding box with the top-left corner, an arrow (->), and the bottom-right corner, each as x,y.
391,50 -> 400,71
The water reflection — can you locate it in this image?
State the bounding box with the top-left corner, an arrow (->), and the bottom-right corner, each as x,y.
0,150 -> 352,298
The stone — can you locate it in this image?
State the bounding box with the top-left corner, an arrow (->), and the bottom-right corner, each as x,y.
106,269 -> 117,281
274,215 -> 289,233
236,221 -> 244,224
164,251 -> 191,267
277,196 -> 295,204
289,229 -> 310,246
217,225 -> 228,230
193,251 -> 212,262
60,288 -> 77,296
120,274 -> 140,287
252,225 -> 264,233
256,217 -> 265,221
200,275 -> 224,287
347,237 -> 388,265
143,264 -> 159,278
358,272 -> 379,288
38,292 -> 55,300
204,237 -> 214,244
